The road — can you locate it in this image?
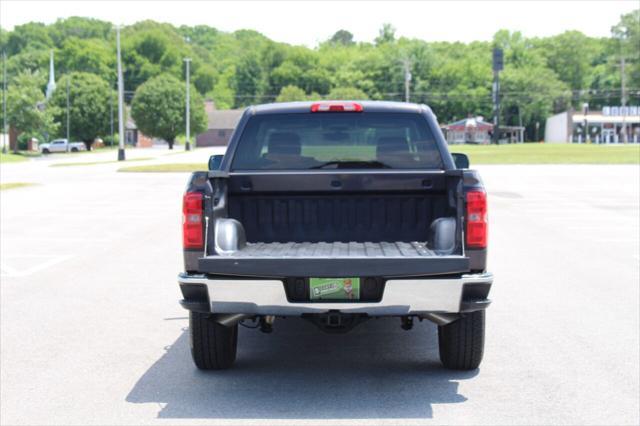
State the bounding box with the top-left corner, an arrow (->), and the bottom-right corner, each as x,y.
1,150 -> 639,425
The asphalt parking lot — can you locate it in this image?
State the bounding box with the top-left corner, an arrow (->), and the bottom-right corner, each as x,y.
1,151 -> 638,425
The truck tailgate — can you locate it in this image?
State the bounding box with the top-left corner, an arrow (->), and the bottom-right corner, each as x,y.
198,241 -> 469,277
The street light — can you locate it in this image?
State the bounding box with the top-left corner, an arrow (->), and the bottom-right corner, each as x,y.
116,26 -> 125,161
184,57 -> 191,152
2,51 -> 7,154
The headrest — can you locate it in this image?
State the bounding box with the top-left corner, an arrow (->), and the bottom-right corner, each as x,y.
267,132 -> 301,155
376,137 -> 409,156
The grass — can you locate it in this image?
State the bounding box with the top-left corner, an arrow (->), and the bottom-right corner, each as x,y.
50,157 -> 153,167
118,163 -> 205,173
0,152 -> 41,163
0,182 -> 38,190
450,143 -> 640,164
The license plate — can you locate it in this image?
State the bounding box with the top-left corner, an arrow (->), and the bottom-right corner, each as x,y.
309,278 -> 360,300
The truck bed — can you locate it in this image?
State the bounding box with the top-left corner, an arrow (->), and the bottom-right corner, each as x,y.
198,241 -> 469,277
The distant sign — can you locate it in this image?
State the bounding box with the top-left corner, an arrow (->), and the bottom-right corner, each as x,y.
492,48 -> 504,71
603,106 -> 639,116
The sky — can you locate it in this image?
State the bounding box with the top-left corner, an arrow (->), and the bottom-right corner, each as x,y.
1,0 -> 638,46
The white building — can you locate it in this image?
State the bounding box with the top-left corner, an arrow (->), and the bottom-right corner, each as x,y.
545,106 -> 640,144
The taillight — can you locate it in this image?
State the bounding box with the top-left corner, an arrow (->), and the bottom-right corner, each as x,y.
183,192 -> 203,249
466,190 -> 487,249
310,102 -> 363,112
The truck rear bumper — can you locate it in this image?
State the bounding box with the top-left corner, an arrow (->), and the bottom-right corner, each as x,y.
178,272 -> 493,316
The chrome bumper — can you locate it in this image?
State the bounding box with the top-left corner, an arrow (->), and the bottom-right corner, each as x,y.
178,272 -> 493,316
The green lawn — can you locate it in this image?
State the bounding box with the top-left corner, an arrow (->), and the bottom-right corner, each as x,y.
118,163 -> 205,173
0,153 -> 29,163
450,143 -> 640,164
0,182 -> 38,190
50,157 -> 153,167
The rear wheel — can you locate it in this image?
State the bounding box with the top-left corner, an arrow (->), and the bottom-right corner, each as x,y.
437,310 -> 485,370
71,147 -> 78,152
42,148 -> 50,154
189,311 -> 238,370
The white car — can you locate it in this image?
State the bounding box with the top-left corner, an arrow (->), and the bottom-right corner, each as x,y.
40,139 -> 86,154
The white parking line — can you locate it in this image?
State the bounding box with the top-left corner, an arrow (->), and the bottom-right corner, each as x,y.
0,255 -> 73,278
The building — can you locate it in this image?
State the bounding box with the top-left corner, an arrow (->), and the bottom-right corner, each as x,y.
545,106 -> 640,144
125,116 -> 154,148
443,117 -> 524,144
196,101 -> 243,147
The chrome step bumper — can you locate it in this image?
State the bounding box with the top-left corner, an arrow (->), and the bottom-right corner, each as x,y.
178,272 -> 493,316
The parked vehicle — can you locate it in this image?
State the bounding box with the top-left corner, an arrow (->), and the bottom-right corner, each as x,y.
39,139 -> 86,153
178,101 -> 492,371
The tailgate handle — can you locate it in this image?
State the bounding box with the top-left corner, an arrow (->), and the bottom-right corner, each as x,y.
330,180 -> 342,188
240,180 -> 253,191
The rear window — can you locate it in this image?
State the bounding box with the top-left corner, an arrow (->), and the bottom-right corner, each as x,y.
231,112 -> 443,170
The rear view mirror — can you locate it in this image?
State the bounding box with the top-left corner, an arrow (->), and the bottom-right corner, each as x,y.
208,154 -> 224,171
451,153 -> 469,169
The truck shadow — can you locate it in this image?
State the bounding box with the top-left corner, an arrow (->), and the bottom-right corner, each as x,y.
126,317 -> 477,419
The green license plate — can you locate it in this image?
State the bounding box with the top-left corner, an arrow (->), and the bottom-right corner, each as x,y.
309,278 -> 360,300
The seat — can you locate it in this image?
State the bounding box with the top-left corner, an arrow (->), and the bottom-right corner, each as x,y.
376,136 -> 415,166
262,132 -> 317,168
267,132 -> 302,156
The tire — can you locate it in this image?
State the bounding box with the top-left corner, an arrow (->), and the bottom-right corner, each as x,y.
42,148 -> 50,154
189,311 -> 238,370
438,310 -> 485,370
71,147 -> 78,152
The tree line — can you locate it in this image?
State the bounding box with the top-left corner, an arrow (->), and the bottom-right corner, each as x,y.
0,11 -> 638,145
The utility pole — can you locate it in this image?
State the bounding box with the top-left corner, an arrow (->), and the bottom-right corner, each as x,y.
66,76 -> 70,151
402,59 -> 411,103
2,51 -> 7,154
184,57 -> 191,151
582,103 -> 589,144
620,56 -> 627,144
116,26 -> 126,161
110,82 -> 114,146
492,48 -> 503,145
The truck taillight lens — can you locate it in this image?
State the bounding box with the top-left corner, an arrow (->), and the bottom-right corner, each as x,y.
183,192 -> 204,249
466,190 -> 487,249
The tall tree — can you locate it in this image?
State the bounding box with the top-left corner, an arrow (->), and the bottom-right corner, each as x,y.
6,71 -> 58,141
375,24 -> 396,45
50,72 -> 113,149
327,87 -> 369,100
131,74 -> 207,149
275,85 -> 308,102
329,30 -> 355,46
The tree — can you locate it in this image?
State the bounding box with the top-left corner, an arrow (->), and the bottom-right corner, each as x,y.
375,24 -> 396,45
207,68 -> 235,109
329,30 -> 354,46
234,54 -> 264,107
58,38 -> 114,82
327,87 -> 369,100
535,31 -> 597,91
50,72 -> 113,149
6,23 -> 52,55
275,85 -> 307,102
612,10 -> 640,90
6,71 -> 58,144
131,74 -> 207,149
500,66 -> 570,139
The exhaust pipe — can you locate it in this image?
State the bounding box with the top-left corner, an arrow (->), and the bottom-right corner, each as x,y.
421,313 -> 460,326
212,313 -> 250,327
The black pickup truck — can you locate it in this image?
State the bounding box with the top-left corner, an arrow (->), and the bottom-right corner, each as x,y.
179,101 -> 492,371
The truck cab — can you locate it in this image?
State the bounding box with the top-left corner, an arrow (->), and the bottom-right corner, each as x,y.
179,101 -> 492,371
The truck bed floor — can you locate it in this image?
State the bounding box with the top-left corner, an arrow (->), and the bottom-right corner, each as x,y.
234,241 -> 436,258
199,241 -> 469,277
